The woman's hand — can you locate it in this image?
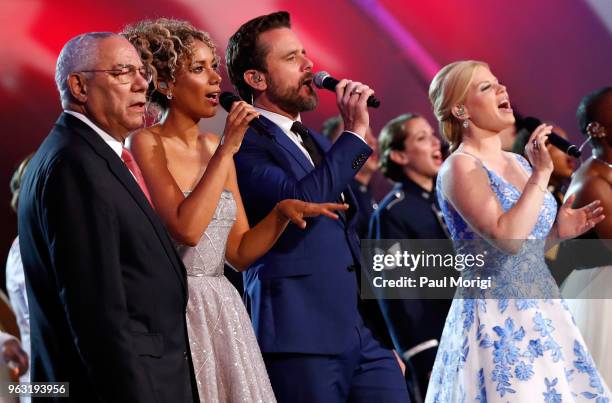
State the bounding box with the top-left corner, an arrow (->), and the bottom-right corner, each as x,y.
554,194 -> 605,240
524,123 -> 554,176
219,101 -> 259,156
276,200 -> 349,229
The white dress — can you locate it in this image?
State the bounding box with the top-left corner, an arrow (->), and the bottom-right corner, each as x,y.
426,154 -> 611,402
5,237 -> 30,403
175,190 -> 276,403
562,263 -> 612,390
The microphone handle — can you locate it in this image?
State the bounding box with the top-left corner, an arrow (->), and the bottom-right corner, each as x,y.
322,77 -> 380,108
524,116 -> 581,158
547,133 -> 582,158
219,92 -> 272,138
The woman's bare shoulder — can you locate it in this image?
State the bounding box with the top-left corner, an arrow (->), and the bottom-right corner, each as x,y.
128,125 -> 163,149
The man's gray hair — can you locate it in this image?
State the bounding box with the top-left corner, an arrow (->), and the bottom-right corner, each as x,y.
55,32 -> 117,108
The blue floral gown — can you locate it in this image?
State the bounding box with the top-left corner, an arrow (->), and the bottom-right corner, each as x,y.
425,152 -> 611,403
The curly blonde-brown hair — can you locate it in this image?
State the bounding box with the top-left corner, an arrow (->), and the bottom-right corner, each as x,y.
122,18 -> 216,109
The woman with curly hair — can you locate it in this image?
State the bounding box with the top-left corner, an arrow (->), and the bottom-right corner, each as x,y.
122,18 -> 346,402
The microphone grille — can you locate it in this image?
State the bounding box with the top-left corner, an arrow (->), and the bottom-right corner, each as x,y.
219,92 -> 240,112
313,71 -> 330,89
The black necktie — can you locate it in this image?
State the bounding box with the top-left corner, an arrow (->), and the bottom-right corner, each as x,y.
291,121 -> 350,220
291,121 -> 323,166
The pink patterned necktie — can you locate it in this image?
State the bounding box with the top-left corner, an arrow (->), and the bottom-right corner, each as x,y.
121,147 -> 153,206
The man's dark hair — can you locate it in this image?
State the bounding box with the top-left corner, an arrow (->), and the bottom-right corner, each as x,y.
226,11 -> 291,101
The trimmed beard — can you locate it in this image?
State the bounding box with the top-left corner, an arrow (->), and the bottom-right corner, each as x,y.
267,76 -> 318,114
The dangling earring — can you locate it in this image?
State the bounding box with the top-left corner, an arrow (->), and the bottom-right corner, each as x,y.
457,105 -> 468,128
166,91 -> 173,100
587,122 -> 606,139
144,102 -> 163,127
579,121 -> 606,153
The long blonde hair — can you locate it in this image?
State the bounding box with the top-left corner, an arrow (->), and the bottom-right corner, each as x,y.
428,60 -> 489,152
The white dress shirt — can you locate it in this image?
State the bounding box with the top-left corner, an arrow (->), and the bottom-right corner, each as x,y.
64,110 -> 140,183
254,107 -> 366,168
64,110 -> 123,157
5,237 -> 29,402
4,239 -> 24,352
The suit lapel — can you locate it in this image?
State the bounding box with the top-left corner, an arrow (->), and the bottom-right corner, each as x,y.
310,130 -> 360,225
59,113 -> 187,291
310,130 -> 329,154
259,115 -> 314,174
260,116 -> 359,227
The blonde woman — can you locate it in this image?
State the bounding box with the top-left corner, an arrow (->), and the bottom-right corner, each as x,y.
425,61 -> 609,402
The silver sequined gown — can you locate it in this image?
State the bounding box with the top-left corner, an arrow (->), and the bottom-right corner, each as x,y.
175,190 -> 276,403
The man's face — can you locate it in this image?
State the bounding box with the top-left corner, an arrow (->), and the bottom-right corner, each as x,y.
82,36 -> 148,140
259,28 -> 318,114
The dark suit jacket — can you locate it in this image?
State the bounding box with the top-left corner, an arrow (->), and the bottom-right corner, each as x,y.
18,113 -> 197,403
368,178 -> 452,384
348,179 -> 376,240
234,115 -> 391,354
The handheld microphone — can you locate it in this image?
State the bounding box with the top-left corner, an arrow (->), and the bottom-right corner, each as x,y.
313,71 -> 380,108
219,92 -> 271,137
524,116 -> 581,158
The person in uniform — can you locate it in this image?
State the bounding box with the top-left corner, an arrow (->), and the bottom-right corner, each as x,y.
369,113 -> 451,403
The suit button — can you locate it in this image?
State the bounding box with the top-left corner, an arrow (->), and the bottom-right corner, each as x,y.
347,265 -> 356,272
184,351 -> 188,360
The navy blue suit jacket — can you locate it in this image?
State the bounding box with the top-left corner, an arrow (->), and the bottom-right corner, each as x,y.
234,115 -> 377,355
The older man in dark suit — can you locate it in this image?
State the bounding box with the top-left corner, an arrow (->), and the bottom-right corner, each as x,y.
18,32 -> 197,402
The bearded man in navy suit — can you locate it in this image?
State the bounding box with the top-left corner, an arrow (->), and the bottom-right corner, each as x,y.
226,11 -> 409,403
